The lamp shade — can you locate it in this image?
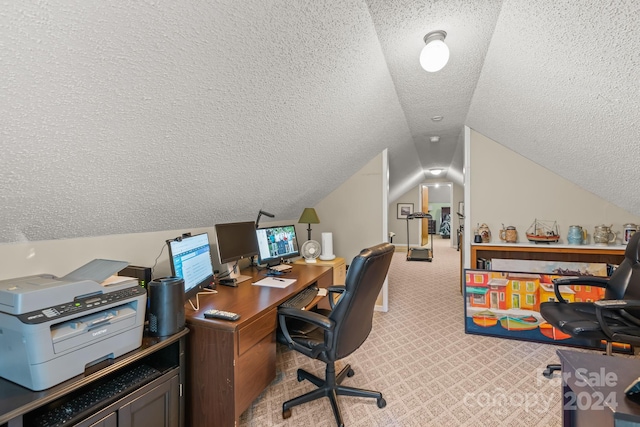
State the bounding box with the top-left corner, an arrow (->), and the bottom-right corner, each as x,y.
298,208 -> 320,224
420,30 -> 449,72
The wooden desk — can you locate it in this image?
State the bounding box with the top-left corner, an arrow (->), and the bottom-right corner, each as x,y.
184,264 -> 333,427
558,350 -> 640,426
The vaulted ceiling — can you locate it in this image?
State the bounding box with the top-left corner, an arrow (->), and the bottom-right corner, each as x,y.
1,1 -> 638,243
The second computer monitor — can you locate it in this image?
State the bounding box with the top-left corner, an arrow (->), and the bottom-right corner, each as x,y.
214,221 -> 259,281
256,225 -> 300,266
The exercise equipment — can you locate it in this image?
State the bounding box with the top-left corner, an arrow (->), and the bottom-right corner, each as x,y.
406,212 -> 433,262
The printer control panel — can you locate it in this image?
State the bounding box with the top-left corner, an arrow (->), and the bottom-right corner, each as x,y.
18,285 -> 145,325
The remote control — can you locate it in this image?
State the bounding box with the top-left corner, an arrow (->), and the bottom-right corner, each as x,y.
204,309 -> 240,321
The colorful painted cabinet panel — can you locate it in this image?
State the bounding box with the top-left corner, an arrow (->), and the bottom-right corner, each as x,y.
463,269 -> 628,352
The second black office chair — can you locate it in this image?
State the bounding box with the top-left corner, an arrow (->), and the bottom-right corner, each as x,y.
277,242 -> 394,427
540,230 -> 640,377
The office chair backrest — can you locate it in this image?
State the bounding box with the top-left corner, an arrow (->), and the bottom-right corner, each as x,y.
327,242 -> 394,360
604,230 -> 640,316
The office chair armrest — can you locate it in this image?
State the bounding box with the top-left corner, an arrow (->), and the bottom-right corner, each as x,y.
552,276 -> 609,303
278,307 -> 334,358
594,300 -> 640,342
327,285 -> 345,294
327,286 -> 345,309
593,299 -> 640,309
278,306 -> 334,329
553,276 -> 609,286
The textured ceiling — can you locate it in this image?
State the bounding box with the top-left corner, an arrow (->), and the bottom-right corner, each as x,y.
367,0 -> 503,200
467,0 -> 640,215
1,1 -> 413,242
1,1 -> 638,243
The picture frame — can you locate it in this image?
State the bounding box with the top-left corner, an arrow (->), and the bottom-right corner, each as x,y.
397,203 -> 414,219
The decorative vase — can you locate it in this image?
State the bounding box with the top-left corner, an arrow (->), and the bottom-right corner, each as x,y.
567,225 -> 586,245
623,223 -> 637,245
593,225 -> 616,245
499,226 -> 517,243
478,223 -> 491,243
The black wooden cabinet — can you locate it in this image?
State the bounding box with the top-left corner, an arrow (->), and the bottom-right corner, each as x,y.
0,329 -> 187,427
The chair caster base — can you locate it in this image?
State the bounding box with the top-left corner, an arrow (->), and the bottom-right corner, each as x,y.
543,364 -> 561,378
283,408 -> 292,419
377,397 -> 386,408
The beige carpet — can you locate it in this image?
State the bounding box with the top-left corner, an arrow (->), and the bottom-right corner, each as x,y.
239,238 -> 570,426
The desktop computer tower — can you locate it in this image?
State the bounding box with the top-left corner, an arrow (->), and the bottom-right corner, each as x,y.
147,277 -> 186,337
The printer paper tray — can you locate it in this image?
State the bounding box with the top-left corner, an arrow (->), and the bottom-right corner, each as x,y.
51,302 -> 137,354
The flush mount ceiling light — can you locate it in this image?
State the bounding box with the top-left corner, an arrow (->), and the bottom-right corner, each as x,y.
419,30 -> 449,72
430,136 -> 440,143
429,168 -> 443,176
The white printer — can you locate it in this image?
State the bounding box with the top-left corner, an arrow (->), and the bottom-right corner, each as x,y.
0,260 -> 147,391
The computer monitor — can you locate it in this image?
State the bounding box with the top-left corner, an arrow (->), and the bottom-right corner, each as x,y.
214,221 -> 259,282
256,225 -> 300,266
167,233 -> 215,302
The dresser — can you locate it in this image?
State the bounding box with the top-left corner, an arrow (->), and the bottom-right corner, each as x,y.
294,257 -> 346,285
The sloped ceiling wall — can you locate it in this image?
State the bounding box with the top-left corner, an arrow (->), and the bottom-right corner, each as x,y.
1,1 -> 637,244
367,0 -> 503,199
467,0 -> 640,215
0,1 -> 416,243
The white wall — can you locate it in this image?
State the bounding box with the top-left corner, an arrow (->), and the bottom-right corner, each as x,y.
0,227 -> 211,281
296,150 -> 389,310
388,186 -> 420,246
313,152 -> 386,263
468,129 -> 640,249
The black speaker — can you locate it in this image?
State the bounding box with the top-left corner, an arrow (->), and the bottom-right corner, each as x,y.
147,276 -> 185,337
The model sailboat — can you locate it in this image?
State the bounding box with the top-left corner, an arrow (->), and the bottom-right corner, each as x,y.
526,219 -> 560,243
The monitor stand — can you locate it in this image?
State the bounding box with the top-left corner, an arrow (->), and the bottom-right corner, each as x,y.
221,262 -> 252,283
269,263 -> 292,272
231,274 -> 252,283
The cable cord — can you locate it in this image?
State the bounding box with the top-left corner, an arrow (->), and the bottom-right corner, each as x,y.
150,243 -> 167,280
215,260 -> 240,281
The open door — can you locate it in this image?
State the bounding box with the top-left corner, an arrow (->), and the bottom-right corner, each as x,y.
421,185 -> 429,246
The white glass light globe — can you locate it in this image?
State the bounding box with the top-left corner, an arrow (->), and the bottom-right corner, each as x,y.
419,39 -> 450,72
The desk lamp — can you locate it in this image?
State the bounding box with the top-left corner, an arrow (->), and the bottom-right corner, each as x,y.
298,208 -> 320,241
256,209 -> 275,228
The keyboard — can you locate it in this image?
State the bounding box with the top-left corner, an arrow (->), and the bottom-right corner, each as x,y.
31,364 -> 162,427
280,286 -> 319,309
270,264 -> 292,272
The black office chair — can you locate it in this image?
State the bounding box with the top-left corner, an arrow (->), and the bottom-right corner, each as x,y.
277,242 -> 394,427
540,230 -> 640,377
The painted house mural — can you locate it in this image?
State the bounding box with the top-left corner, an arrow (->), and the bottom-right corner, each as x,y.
572,284 -> 605,303
463,269 -> 630,352
505,273 -> 540,311
537,283 -> 575,311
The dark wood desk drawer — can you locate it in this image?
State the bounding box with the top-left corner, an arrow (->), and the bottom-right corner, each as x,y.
237,308 -> 277,356
235,333 -> 276,417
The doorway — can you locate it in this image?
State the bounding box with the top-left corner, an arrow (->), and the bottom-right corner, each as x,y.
421,186 -> 429,246
419,183 -> 453,247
